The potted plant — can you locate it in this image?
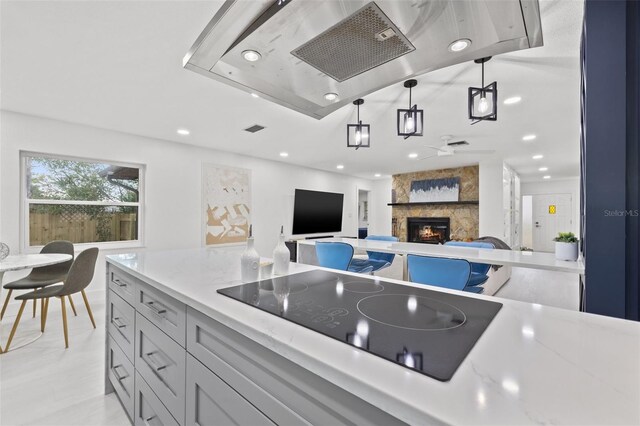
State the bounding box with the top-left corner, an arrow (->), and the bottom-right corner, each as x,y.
553,232 -> 579,261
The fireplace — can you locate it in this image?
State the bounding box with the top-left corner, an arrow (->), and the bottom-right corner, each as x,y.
407,217 -> 450,244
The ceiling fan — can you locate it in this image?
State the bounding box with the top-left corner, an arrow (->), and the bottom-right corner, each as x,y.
418,135 -> 495,160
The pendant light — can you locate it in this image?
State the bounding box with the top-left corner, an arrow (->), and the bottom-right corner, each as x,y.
468,57 -> 498,123
347,99 -> 370,149
397,79 -> 424,139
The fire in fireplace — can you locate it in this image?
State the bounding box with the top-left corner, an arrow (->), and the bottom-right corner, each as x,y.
407,217 -> 450,244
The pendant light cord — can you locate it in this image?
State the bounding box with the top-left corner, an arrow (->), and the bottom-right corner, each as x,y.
409,85 -> 412,109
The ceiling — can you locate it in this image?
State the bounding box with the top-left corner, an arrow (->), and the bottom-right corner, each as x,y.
0,0 -> 584,182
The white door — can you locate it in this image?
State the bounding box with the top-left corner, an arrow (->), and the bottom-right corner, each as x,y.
532,194 -> 572,252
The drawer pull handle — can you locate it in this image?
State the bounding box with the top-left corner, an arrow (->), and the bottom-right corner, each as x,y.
112,317 -> 127,328
112,364 -> 129,381
144,415 -> 157,426
145,351 -> 167,371
113,278 -> 127,287
146,301 -> 166,316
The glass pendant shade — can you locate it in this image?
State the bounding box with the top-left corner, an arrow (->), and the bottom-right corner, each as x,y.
397,105 -> 424,138
468,57 -> 498,122
347,99 -> 370,149
397,79 -> 424,138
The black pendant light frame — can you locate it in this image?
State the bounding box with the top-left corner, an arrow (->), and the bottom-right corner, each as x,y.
468,57 -> 498,123
347,99 -> 370,149
397,79 -> 424,139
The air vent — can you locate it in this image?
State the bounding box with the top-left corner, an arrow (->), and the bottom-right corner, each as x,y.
291,2 -> 415,82
447,140 -> 469,146
244,124 -> 265,133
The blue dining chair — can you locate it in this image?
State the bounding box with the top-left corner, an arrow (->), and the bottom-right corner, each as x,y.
407,255 -> 472,291
315,242 -> 373,274
349,235 -> 398,273
444,241 -> 495,287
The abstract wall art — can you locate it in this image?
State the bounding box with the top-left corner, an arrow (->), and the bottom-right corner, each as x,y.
409,177 -> 460,202
202,164 -> 251,246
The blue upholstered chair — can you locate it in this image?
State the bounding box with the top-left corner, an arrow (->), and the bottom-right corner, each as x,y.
315,242 -> 373,274
349,235 -> 399,273
407,255 -> 471,291
444,241 -> 495,287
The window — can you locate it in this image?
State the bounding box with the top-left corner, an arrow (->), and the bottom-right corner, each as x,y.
22,153 -> 144,247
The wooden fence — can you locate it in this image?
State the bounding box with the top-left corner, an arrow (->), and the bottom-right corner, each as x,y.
29,213 -> 137,245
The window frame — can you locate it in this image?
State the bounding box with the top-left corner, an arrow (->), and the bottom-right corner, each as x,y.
20,151 -> 146,251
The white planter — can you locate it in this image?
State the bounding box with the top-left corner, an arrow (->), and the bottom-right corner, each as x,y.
555,241 -> 579,261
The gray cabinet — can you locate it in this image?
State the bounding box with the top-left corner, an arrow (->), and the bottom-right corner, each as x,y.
135,313 -> 186,425
134,373 -> 180,426
186,353 -> 274,426
108,290 -> 135,362
136,280 -> 186,347
107,335 -> 135,420
108,267 -> 137,306
186,307 -> 405,426
106,262 -> 404,426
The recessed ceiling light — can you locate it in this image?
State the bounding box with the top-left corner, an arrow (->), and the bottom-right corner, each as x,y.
538,167 -> 548,171
543,175 -> 551,179
374,173 -> 381,177
522,134 -> 537,141
408,153 -> 418,159
177,128 -> 190,136
448,38 -> 471,52
504,96 -> 522,105
251,93 -> 260,98
324,92 -> 339,101
532,154 -> 544,160
336,164 -> 344,170
279,152 -> 288,157
242,50 -> 262,62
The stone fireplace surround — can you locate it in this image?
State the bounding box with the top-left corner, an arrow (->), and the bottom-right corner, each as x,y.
392,166 -> 479,242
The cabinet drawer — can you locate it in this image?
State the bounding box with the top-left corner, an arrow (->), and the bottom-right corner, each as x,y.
136,281 -> 186,347
187,307 -> 405,426
109,266 -> 137,306
186,353 -> 274,426
135,313 -> 185,425
134,373 -> 179,426
108,290 -> 135,362
187,309 -> 306,425
108,335 -> 135,422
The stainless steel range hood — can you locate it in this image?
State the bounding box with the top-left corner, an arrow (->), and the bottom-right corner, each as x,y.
183,0 -> 543,120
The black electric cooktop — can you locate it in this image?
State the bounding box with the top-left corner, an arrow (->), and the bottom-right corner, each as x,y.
218,270 -> 502,381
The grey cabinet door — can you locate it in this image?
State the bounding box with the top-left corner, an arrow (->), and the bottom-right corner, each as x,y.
135,313 -> 186,425
186,354 -> 273,426
136,280 -> 186,347
108,335 -> 135,421
108,289 -> 136,362
108,266 -> 137,306
135,373 -> 179,426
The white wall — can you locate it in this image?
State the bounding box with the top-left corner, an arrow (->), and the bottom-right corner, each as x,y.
368,178 -> 392,236
521,177 -> 581,236
479,160 -> 504,238
0,111 -> 380,285
522,195 -> 533,248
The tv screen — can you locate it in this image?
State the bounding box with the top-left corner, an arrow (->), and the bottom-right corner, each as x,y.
292,189 -> 344,235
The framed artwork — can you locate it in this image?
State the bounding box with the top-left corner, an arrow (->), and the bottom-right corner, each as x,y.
202,164 -> 251,246
409,177 -> 460,202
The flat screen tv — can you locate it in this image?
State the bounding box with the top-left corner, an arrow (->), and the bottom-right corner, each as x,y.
292,189 -> 344,235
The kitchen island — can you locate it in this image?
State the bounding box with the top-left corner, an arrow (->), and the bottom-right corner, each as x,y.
105,247 -> 639,425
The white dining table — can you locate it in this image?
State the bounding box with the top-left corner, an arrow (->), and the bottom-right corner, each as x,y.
0,253 -> 73,353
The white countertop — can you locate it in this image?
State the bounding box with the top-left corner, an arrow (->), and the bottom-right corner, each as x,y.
0,253 -> 72,272
107,248 -> 638,425
297,238 -> 585,274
